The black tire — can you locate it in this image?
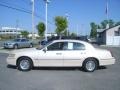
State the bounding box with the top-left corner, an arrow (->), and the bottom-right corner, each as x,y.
83,58 -> 98,72
14,44 -> 18,49
17,57 -> 33,71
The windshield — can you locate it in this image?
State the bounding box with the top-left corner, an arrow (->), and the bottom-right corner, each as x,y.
14,39 -> 21,42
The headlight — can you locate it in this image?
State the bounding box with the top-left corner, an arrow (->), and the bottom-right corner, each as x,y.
9,54 -> 15,57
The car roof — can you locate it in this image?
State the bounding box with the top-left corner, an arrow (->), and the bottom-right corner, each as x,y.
52,39 -> 89,45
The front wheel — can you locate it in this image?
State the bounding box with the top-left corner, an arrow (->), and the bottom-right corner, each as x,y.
17,57 -> 33,71
83,58 -> 98,72
14,44 -> 18,49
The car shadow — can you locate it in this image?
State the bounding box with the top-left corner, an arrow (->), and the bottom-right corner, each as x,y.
97,66 -> 107,70
33,67 -> 84,71
7,65 -> 107,71
7,65 -> 17,69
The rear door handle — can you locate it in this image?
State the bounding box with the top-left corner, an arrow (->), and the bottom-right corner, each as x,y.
56,53 -> 62,55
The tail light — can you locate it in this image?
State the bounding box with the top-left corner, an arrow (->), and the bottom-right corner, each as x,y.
110,51 -> 113,57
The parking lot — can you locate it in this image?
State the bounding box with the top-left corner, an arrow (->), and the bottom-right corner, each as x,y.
0,46 -> 120,90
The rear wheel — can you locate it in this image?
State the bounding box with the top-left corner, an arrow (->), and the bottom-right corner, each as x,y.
17,57 -> 33,71
83,58 -> 98,72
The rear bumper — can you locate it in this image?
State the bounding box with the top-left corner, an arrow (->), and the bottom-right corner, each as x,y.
99,57 -> 115,66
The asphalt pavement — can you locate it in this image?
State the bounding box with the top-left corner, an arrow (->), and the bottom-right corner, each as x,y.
0,46 -> 120,90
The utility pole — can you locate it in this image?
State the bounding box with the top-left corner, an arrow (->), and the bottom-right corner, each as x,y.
76,25 -> 79,36
44,0 -> 50,41
16,19 -> 19,38
106,0 -> 109,29
31,0 -> 35,40
65,13 -> 69,36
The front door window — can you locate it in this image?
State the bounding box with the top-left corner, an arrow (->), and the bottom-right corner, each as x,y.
47,42 -> 65,51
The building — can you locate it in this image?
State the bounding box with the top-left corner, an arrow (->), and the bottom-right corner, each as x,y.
0,27 -> 23,38
45,33 -> 57,37
97,25 -> 120,45
28,33 -> 57,39
28,33 -> 40,38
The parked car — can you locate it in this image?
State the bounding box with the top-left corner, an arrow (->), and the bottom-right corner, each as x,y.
39,39 -> 48,46
7,39 -> 115,72
4,38 -> 33,49
88,38 -> 97,44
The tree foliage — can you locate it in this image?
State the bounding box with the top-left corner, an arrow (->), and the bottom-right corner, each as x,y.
36,22 -> 45,37
21,30 -> 29,38
70,32 -> 77,37
55,16 -> 68,36
108,19 -> 115,28
100,20 -> 108,29
90,22 -> 97,38
99,19 -> 115,29
115,21 -> 120,26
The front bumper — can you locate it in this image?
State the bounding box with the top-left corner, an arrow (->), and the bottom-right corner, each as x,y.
7,57 -> 16,66
4,45 -> 14,49
99,57 -> 115,66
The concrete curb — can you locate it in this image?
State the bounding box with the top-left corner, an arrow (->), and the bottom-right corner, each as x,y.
0,47 -> 3,49
0,48 -> 10,54
100,45 -> 120,47
0,50 -> 9,54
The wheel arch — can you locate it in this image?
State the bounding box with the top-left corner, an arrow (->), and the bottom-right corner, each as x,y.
14,43 -> 19,48
16,56 -> 34,66
82,57 -> 99,67
14,43 -> 18,46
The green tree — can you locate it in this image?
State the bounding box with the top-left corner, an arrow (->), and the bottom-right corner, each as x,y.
100,20 -> 108,29
100,19 -> 115,29
108,19 -> 114,28
70,32 -> 77,37
36,22 -> 45,37
21,30 -> 29,38
90,22 -> 97,38
55,16 -> 68,36
115,21 -> 120,26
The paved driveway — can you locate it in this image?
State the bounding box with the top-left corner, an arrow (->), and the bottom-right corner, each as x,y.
0,46 -> 120,90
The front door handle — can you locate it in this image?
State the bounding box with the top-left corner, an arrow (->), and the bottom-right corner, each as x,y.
56,53 -> 62,55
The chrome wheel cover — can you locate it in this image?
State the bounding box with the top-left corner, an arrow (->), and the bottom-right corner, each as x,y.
86,61 -> 95,71
20,60 -> 30,70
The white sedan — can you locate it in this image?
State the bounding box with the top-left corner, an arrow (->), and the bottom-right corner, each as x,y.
7,40 -> 115,72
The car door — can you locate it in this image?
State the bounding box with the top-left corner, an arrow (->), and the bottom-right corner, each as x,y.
24,39 -> 30,47
37,42 -> 64,66
21,39 -> 28,47
63,42 -> 86,66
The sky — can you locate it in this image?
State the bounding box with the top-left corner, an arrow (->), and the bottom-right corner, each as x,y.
0,0 -> 120,35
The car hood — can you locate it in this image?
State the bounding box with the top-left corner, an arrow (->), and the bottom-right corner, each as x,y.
9,48 -> 37,55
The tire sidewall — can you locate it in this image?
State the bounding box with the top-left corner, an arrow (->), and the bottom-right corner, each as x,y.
17,57 -> 33,71
83,58 -> 97,72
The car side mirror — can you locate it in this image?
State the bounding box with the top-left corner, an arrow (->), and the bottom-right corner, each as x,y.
43,48 -> 47,53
